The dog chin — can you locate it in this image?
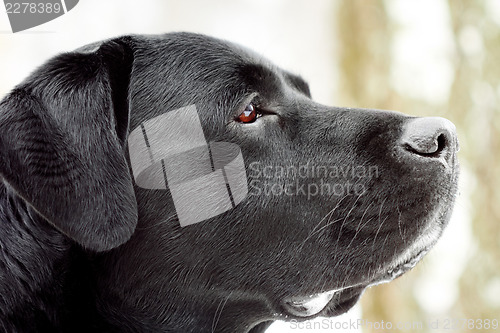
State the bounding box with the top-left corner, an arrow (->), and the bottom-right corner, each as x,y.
281,225 -> 441,320
279,250 -> 422,320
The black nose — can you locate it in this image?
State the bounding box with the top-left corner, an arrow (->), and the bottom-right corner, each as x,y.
401,117 -> 459,160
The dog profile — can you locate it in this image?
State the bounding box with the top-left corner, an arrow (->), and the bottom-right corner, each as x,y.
0,33 -> 459,332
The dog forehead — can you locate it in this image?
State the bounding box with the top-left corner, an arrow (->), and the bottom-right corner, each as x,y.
127,34 -> 287,122
136,33 -> 256,66
138,33 -> 283,82
144,34 -> 311,97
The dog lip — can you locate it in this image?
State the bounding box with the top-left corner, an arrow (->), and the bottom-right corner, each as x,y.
373,249 -> 429,286
282,287 -> 347,318
389,249 -> 428,273
321,287 -> 365,317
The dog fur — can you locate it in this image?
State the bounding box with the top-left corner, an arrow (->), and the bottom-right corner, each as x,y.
0,33 -> 459,332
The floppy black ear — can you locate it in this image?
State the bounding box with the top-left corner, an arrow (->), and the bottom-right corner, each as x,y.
0,37 -> 137,251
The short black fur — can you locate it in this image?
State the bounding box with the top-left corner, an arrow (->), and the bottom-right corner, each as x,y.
0,32 -> 459,332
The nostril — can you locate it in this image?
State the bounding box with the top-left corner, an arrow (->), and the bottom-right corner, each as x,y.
436,133 -> 447,154
405,132 -> 447,157
401,117 -> 457,159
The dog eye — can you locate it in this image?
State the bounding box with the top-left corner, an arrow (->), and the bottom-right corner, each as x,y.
237,103 -> 260,123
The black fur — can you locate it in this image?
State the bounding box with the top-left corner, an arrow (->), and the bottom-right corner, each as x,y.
0,33 -> 459,332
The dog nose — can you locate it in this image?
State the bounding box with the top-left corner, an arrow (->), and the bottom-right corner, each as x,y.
401,117 -> 459,159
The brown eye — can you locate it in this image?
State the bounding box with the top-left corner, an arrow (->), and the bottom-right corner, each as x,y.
238,103 -> 258,123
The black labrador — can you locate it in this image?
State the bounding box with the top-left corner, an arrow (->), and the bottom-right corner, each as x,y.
0,33 -> 459,332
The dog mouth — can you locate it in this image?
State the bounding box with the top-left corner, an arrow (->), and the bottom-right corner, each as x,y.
282,285 -> 364,318
281,248 -> 430,318
283,289 -> 340,317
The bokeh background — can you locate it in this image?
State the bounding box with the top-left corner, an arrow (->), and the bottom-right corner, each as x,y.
0,1 -> 498,332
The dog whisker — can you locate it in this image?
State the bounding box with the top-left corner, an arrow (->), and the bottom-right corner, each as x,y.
212,292 -> 232,333
371,197 -> 388,250
396,203 -> 406,244
297,195 -> 349,250
334,192 -> 364,251
310,194 -> 349,234
345,202 -> 374,250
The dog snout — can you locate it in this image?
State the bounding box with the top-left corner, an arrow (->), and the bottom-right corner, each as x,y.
401,117 -> 459,162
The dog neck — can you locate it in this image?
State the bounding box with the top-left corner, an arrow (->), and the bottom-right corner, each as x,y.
0,181 -> 99,331
0,181 -> 274,332
95,287 -> 274,333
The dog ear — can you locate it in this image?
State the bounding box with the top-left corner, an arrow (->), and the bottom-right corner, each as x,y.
0,37 -> 137,251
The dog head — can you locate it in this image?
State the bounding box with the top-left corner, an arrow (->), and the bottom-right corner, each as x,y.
0,33 -> 459,332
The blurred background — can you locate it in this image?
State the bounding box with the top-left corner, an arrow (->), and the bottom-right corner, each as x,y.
0,1 -> 498,332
